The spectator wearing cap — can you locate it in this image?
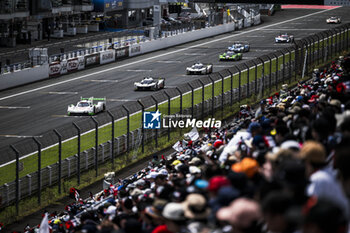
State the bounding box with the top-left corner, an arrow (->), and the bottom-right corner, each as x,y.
248,122 -> 262,138
333,135 -> 350,218
261,191 -> 298,233
303,198 -> 348,233
162,202 -> 187,233
216,198 -> 263,233
255,100 -> 267,119
299,141 -> 349,218
182,193 -> 211,233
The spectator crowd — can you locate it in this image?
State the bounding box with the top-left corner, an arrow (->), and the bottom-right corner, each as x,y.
20,54 -> 350,233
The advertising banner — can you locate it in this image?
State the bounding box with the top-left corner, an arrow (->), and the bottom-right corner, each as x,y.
129,44 -> 141,57
60,60 -> 68,75
77,56 -> 85,70
49,62 -> 61,77
100,50 -> 115,64
115,46 -> 129,60
85,54 -> 100,66
67,58 -> 79,72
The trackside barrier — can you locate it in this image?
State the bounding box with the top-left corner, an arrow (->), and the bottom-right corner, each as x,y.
0,23 -> 349,209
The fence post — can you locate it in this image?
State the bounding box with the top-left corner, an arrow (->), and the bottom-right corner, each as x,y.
257,58 -> 265,97
32,137 -> 41,206
346,24 -> 349,49
309,37 -> 314,65
272,53 -> 278,90
285,48 -> 292,83
72,123 -> 81,185
227,70 -> 233,106
163,92 -> 171,141
306,38 -> 311,74
91,117 -> 99,177
107,111 -> 115,169
151,95 -> 158,148
10,145 -> 20,216
242,63 -> 250,97
198,79 -> 205,120
208,75 -> 215,118
122,105 -> 130,152
329,30 -> 333,59
53,129 -> 62,193
175,87 -> 183,115
218,73 -> 224,115
188,83 -> 194,119
238,68 -> 242,102
315,34 -> 321,65
336,28 -> 340,55
137,100 -> 145,152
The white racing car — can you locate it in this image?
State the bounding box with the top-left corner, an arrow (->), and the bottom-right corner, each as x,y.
186,62 -> 213,75
275,33 -> 294,43
228,42 -> 250,53
134,77 -> 165,91
67,97 -> 106,116
326,16 -> 341,24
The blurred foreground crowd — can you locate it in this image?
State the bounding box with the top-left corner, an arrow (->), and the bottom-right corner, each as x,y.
21,54 -> 350,233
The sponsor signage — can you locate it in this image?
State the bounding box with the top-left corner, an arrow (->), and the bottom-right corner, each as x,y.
77,56 -> 85,70
93,0 -> 123,12
115,46 -> 129,60
129,44 -> 141,56
49,62 -> 61,76
67,58 -> 79,71
85,54 -> 100,66
100,50 -> 115,64
60,60 -> 68,75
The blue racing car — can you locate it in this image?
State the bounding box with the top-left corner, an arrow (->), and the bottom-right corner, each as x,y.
228,42 -> 250,53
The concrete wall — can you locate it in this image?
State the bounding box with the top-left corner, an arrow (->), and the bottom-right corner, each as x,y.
0,16 -> 258,91
130,23 -> 236,56
0,64 -> 49,90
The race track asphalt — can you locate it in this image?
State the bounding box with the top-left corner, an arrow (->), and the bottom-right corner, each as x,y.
0,7 -> 349,165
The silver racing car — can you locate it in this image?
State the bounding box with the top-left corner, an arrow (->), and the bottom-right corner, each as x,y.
67,97 -> 106,115
134,77 -> 165,91
186,62 -> 213,75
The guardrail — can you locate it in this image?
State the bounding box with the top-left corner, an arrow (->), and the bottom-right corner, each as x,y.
0,22 -> 348,211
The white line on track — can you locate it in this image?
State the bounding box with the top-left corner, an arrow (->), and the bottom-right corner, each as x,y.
184,53 -> 207,56
252,49 -> 276,52
262,28 -> 326,31
214,65 -> 234,68
45,91 -> 78,95
243,57 -> 257,59
180,74 -> 197,77
52,115 -> 86,118
273,43 -> 294,46
84,80 -> 119,83
157,60 -> 182,63
0,106 -> 30,109
164,86 -> 178,88
108,99 -> 135,102
125,69 -> 153,72
243,35 -> 267,37
0,8 -> 338,103
0,135 -> 42,138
